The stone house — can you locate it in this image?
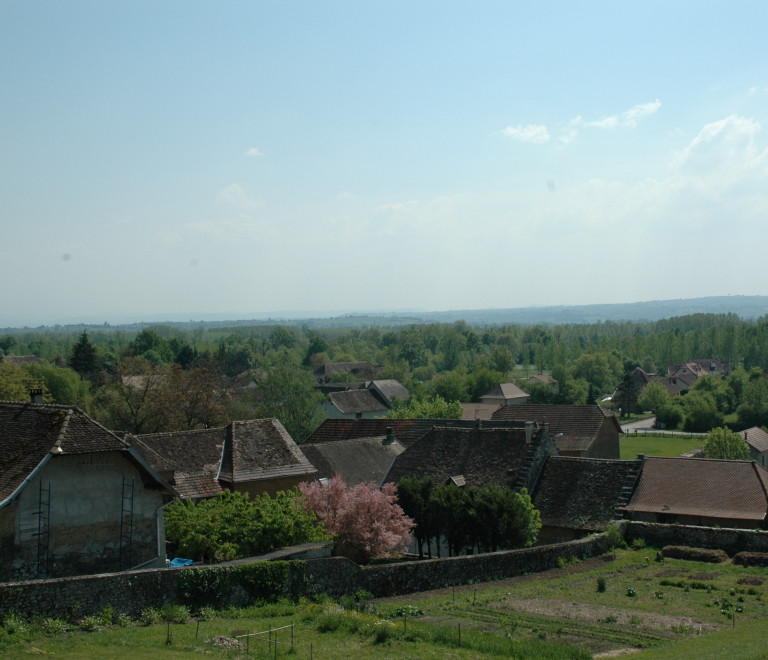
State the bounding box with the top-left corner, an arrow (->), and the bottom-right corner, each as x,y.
130,418 -> 317,500
479,382 -> 529,406
526,374 -> 559,391
531,457 -> 642,542
621,456 -> 768,529
322,380 -> 410,420
611,367 -> 682,413
382,422 -> 554,495
491,404 -> 622,459
741,427 -> 768,468
300,428 -> 406,487
0,400 -> 178,582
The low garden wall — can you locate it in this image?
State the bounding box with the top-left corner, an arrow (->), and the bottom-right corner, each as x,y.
624,521 -> 768,555
0,533 -> 608,619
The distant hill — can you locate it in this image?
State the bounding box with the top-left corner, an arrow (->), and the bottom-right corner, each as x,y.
3,295 -> 768,334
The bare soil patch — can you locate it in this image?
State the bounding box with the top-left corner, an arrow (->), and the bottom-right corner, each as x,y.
489,596 -> 719,633
737,576 -> 764,586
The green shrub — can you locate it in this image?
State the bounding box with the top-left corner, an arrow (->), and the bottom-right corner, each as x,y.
200,606 -> 216,621
385,604 -> 424,618
316,605 -> 344,632
96,605 -> 116,626
139,608 -> 162,625
372,622 -> 394,644
631,538 -> 646,550
626,587 -> 638,598
596,576 -> 606,593
175,566 -> 234,610
41,618 -> 68,635
2,612 -> 27,635
163,604 -> 190,624
165,490 -> 328,563
79,616 -> 101,632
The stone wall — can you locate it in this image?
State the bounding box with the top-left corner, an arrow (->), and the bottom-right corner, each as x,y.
0,533 -> 608,619
625,521 -> 768,555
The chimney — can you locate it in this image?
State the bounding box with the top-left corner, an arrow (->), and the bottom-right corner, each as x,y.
30,388 -> 43,404
474,417 -> 482,430
383,427 -> 395,445
525,421 -> 535,444
636,453 -> 646,466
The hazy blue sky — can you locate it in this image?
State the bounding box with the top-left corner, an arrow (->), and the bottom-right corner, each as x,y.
1,1 -> 767,325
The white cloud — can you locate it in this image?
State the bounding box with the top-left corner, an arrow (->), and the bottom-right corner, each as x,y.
375,200 -> 418,213
501,124 -> 550,144
216,183 -> 263,211
568,116 -> 583,126
188,216 -> 276,237
748,87 -> 759,97
559,129 -> 578,144
245,147 -> 264,157
585,115 -> 619,129
623,99 -> 661,127
584,99 -> 661,129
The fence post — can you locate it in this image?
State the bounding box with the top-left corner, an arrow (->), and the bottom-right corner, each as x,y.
291,623 -> 294,648
458,622 -> 461,647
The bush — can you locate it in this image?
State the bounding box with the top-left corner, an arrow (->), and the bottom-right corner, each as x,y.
41,618 -> 68,635
79,616 -> 101,632
2,612 -> 27,635
656,405 -> 683,429
163,604 -> 190,624
316,605 -> 344,633
372,622 -> 394,645
115,612 -> 131,627
626,587 -> 638,598
165,490 -> 327,563
662,546 -> 728,563
139,608 -> 163,625
631,538 -> 646,550
597,576 -> 606,593
733,551 -> 768,567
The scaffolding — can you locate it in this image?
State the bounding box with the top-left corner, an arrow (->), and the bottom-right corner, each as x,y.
118,477 -> 135,571
36,481 -> 51,580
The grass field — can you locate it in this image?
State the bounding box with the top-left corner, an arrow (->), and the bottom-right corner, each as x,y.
4,547 -> 768,659
620,434 -> 703,459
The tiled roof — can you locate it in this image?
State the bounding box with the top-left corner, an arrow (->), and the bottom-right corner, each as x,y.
532,457 -> 640,531
306,418 -> 530,448
650,375 -> 683,396
480,382 -> 529,401
130,428 -> 226,500
624,457 -> 768,522
460,403 -> 501,421
383,426 -> 537,488
742,427 -> 768,454
314,362 -> 382,379
300,436 -> 405,486
0,401 -> 129,502
491,404 -> 620,448
219,419 -> 316,483
329,389 -> 389,414
369,380 -> 410,406
527,374 -> 558,386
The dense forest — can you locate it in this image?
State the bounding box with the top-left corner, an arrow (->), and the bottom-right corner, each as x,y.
1,312 -> 767,440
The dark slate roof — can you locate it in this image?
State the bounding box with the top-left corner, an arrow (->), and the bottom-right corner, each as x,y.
306,418 -> 531,448
0,401 -> 129,502
130,428 -> 227,499
313,362 -> 383,379
300,436 -> 405,487
383,427 -> 536,488
368,380 -> 409,406
491,404 -> 621,452
219,419 -> 317,483
329,389 -> 389,414
532,457 -> 640,531
624,457 -> 768,522
742,427 -> 768,454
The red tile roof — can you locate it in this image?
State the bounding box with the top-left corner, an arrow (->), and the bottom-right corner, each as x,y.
624,457 -> 768,522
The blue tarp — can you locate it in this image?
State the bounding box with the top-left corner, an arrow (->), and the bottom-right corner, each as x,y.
168,557 -> 194,568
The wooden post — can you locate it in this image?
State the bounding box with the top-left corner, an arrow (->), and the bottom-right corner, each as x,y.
291,623 -> 294,648
311,642 -> 313,660
458,622 -> 461,647
404,614 -> 407,633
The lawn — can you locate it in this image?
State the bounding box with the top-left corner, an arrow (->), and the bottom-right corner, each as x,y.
620,434 -> 703,459
3,547 -> 768,659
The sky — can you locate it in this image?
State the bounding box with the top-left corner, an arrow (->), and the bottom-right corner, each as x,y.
1,1 -> 767,326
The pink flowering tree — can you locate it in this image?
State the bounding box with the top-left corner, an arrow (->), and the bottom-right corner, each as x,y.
299,475 -> 415,564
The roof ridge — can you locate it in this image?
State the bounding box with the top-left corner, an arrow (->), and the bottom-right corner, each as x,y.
0,400 -> 73,410
648,455 -> 754,464
137,426 -> 227,438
